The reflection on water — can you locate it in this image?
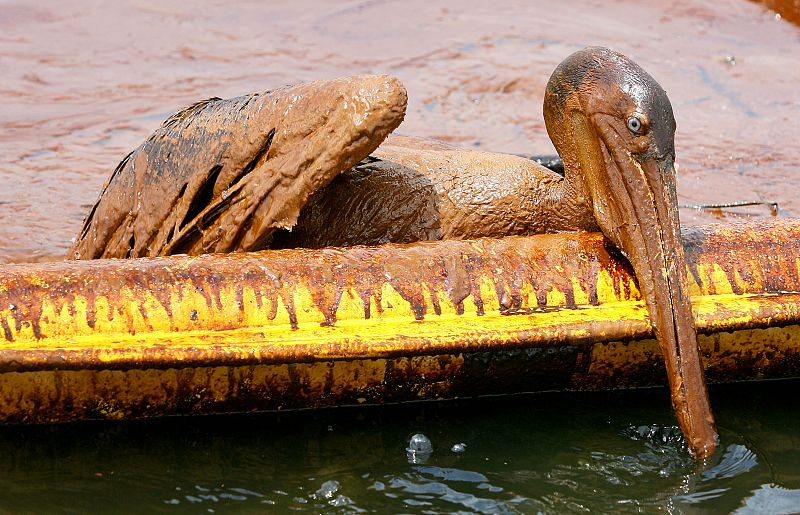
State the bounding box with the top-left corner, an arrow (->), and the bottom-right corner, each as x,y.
735,484 -> 800,514
0,379 -> 799,513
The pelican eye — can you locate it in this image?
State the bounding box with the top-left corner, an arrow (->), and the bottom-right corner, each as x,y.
626,115 -> 646,135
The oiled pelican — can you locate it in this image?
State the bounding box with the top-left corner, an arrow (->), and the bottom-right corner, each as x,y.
70,47 -> 717,459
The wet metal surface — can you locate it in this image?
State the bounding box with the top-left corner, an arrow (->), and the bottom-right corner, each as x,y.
0,219 -> 799,423
3,325 -> 800,425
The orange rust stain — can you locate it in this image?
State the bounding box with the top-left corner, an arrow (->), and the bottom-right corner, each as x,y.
683,221 -> 800,296
1,324 -> 799,425
574,324 -> 800,390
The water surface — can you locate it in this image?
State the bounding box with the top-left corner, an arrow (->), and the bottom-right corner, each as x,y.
1,380 -> 799,513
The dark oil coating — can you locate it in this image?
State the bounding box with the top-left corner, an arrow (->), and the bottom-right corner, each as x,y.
537,47 -> 719,458
68,75 -> 408,259
274,134 -> 598,250
271,158 -> 443,249
264,50 -> 673,254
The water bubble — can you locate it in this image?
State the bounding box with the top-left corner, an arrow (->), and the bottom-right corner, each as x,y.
316,480 -> 339,499
407,433 -> 433,463
451,442 -> 467,453
329,494 -> 353,507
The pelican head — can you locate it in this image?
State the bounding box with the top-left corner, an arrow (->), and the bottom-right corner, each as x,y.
544,47 -> 717,459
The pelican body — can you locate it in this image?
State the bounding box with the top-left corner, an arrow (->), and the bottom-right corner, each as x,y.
70,47 -> 718,459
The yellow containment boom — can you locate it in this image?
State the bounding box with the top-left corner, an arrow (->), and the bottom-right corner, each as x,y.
1,219 -> 799,424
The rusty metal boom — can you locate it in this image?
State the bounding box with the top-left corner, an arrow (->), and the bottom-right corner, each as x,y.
1,219 -> 799,424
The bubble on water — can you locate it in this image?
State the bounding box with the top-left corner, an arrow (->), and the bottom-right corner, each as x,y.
625,424 -> 686,447
451,442 -> 467,453
408,433 -> 433,453
316,480 -> 340,499
329,494 -> 353,507
407,433 -> 433,463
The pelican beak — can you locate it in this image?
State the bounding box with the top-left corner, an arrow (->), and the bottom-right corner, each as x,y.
575,112 -> 718,459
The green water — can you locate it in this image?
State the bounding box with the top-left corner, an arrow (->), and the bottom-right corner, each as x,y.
1,380 -> 799,513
